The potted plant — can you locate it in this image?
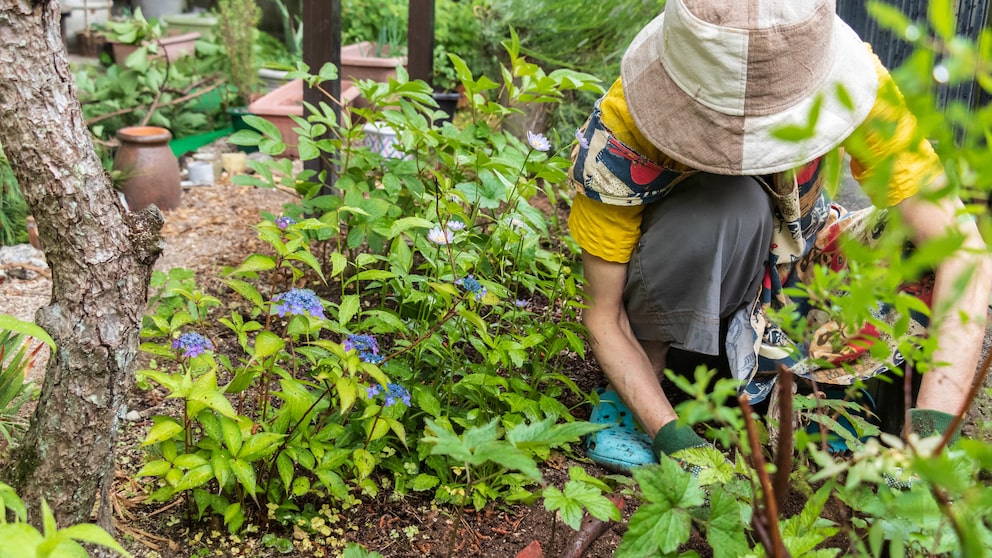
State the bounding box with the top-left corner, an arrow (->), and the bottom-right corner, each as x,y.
102,8 -> 200,65
132,0 -> 185,21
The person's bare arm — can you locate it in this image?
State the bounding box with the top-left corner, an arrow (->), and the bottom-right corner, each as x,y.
895,185 -> 992,416
581,251 -> 677,437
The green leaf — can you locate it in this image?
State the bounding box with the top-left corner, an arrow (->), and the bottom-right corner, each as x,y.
277,452 -> 295,494
175,464 -> 214,492
220,416 -> 243,456
339,294 -> 360,325
238,432 -> 284,462
928,0 -> 955,39
224,279 -> 264,307
173,453 -> 209,469
543,486 -> 584,530
616,502 -> 690,557
223,502 -> 244,534
411,474 -> 439,491
708,490 -> 750,558
0,523 -> 44,557
243,114 -> 282,139
254,331 -> 285,359
354,269 -> 396,282
230,459 -> 258,498
633,459 -> 706,509
0,314 -> 56,349
136,459 -> 172,478
142,417 -> 183,446
353,448 -> 375,479
387,217 -> 434,237
57,523 -> 132,557
229,254 -> 276,275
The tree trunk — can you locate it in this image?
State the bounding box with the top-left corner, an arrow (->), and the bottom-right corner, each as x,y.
0,0 -> 164,529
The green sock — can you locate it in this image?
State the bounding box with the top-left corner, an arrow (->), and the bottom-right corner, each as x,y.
909,408 -> 960,445
652,420 -> 707,458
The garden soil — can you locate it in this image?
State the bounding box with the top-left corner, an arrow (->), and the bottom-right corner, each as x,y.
0,169 -> 635,557
2,165 -> 992,557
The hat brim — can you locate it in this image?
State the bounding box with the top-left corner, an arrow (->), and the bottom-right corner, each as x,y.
621,12 -> 878,175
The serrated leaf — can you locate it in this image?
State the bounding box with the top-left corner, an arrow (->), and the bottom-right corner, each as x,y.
543,486 -> 584,530
615,501 -> 690,557
708,490 -> 750,558
411,474 -> 439,491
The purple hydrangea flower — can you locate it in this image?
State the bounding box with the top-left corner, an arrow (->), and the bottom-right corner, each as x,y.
272,288 -> 325,318
427,226 -> 454,245
367,384 -> 382,399
527,130 -> 551,152
172,332 -> 212,358
575,128 -> 590,150
455,274 -> 487,301
275,216 -> 297,230
345,333 -> 384,364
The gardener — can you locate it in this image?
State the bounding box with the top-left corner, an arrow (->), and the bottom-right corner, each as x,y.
570,0 -> 992,473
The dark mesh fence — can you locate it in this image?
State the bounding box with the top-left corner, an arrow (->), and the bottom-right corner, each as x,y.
837,0 -> 990,109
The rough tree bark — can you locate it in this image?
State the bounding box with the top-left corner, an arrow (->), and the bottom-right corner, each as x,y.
0,0 -> 164,530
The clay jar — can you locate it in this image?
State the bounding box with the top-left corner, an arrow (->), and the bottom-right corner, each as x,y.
113,126 -> 182,211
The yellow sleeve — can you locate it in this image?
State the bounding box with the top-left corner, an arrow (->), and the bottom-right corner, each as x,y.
568,193 -> 644,263
844,47 -> 942,207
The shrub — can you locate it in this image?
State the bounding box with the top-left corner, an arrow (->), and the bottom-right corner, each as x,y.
134,36 -> 606,533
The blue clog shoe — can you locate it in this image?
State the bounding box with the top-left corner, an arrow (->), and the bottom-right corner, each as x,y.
584,389 -> 657,473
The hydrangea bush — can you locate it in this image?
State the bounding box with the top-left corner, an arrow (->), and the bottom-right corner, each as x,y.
135,35 -> 613,534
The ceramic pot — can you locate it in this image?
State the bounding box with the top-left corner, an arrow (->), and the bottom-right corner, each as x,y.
113,126 -> 181,211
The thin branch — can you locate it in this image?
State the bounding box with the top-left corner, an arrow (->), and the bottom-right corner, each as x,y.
773,365 -> 794,512
740,394 -> 791,558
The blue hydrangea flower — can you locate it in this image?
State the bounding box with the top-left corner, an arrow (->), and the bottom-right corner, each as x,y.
272,288 -> 325,318
455,274 -> 487,301
172,332 -> 212,358
367,382 -> 410,407
527,130 -> 551,152
427,226 -> 454,245
575,128 -> 590,150
383,383 -> 411,407
345,333 -> 384,364
275,216 -> 297,230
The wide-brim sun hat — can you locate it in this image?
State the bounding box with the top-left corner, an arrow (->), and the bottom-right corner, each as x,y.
621,0 -> 879,175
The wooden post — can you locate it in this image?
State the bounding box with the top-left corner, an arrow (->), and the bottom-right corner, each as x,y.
302,0 -> 341,184
407,0 -> 435,86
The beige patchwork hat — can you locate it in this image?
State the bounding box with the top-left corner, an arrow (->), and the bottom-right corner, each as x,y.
621,0 -> 878,175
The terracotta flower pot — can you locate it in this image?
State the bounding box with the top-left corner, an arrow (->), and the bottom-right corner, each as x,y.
113,126 -> 181,211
